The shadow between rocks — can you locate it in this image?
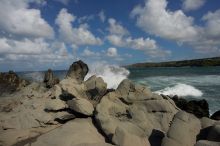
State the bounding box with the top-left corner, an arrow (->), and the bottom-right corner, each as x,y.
148,129 -> 165,146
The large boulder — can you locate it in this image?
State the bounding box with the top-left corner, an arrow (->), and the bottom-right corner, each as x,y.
66,60 -> 89,83
170,95 -> 209,118
67,98 -> 94,116
95,79 -> 179,145
30,118 -> 114,146
112,127 -> 151,146
85,75 -> 107,105
0,71 -> 28,95
43,69 -> 59,88
161,111 -> 201,146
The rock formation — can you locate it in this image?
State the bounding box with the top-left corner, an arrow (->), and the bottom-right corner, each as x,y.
0,71 -> 28,95
168,95 -> 209,118
44,69 -> 59,88
66,60 -> 89,83
0,60 -> 219,146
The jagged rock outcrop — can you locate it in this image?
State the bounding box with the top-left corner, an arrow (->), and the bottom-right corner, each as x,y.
0,71 -> 28,95
85,75 -> 107,105
95,79 -> 179,145
169,95 -> 209,118
44,69 -> 59,88
66,60 -> 89,83
1,60 -> 220,146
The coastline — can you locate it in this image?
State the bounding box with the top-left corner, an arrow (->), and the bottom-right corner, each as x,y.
0,60 -> 219,146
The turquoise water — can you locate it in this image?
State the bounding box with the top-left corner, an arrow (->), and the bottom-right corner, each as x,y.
18,66 -> 220,114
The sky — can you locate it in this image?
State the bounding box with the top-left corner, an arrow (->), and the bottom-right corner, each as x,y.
0,0 -> 220,71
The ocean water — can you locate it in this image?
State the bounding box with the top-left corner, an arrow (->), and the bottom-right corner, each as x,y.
18,65 -> 220,114
128,67 -> 220,114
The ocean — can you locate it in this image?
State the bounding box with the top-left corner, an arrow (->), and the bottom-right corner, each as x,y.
18,65 -> 220,115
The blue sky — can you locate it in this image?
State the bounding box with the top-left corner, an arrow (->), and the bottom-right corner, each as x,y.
0,0 -> 220,71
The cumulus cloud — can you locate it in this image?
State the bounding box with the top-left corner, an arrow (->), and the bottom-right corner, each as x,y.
0,37 -> 74,71
98,10 -> 106,22
107,47 -> 118,57
55,8 -> 102,48
131,0 -> 198,42
0,0 -> 54,39
108,18 -> 129,36
107,18 -> 171,58
131,0 -> 220,55
81,48 -> 100,57
182,0 -> 206,11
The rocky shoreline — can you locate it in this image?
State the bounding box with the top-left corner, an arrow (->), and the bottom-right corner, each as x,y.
0,60 -> 219,146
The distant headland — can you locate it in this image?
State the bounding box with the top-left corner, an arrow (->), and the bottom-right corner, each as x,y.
127,57 -> 220,68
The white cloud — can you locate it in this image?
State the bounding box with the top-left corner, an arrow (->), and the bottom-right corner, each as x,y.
55,8 -> 102,48
0,0 -> 54,39
182,0 -> 205,11
131,0 -> 220,55
81,48 -> 100,57
107,18 -> 171,58
108,18 -> 129,36
131,0 -> 198,42
0,37 -> 74,71
98,10 -> 106,22
107,47 -> 118,57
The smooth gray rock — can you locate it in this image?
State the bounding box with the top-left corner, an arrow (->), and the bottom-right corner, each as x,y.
161,111 -> 201,146
95,79 -> 179,144
67,98 -> 94,116
66,60 -> 89,83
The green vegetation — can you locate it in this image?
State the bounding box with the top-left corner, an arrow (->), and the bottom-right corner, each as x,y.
127,57 -> 220,68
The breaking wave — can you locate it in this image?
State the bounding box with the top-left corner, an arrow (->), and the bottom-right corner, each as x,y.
85,62 -> 130,89
155,83 -> 203,97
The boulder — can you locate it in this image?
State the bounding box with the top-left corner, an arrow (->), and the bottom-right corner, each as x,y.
195,140 -> 220,146
0,71 -> 28,95
171,95 -> 209,118
112,126 -> 150,146
211,110 -> 220,120
161,111 -> 201,146
207,125 -> 220,142
30,118 -> 112,146
67,98 -> 94,116
85,75 -> 107,105
43,69 -> 59,88
66,60 -> 89,83
45,99 -> 67,111
95,79 -> 179,144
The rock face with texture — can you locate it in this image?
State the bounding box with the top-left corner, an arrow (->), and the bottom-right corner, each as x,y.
0,71 -> 28,95
85,75 -> 107,105
44,69 -> 59,88
161,111 -> 201,146
30,118 -> 113,146
211,110 -> 220,120
95,79 -> 179,145
170,95 -> 209,118
66,60 -> 89,83
67,98 -> 94,116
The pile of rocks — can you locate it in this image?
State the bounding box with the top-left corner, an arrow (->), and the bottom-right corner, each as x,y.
0,71 -> 29,95
0,60 -> 219,146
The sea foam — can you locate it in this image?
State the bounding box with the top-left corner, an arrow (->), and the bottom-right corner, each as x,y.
85,62 -> 130,89
155,83 -> 203,97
